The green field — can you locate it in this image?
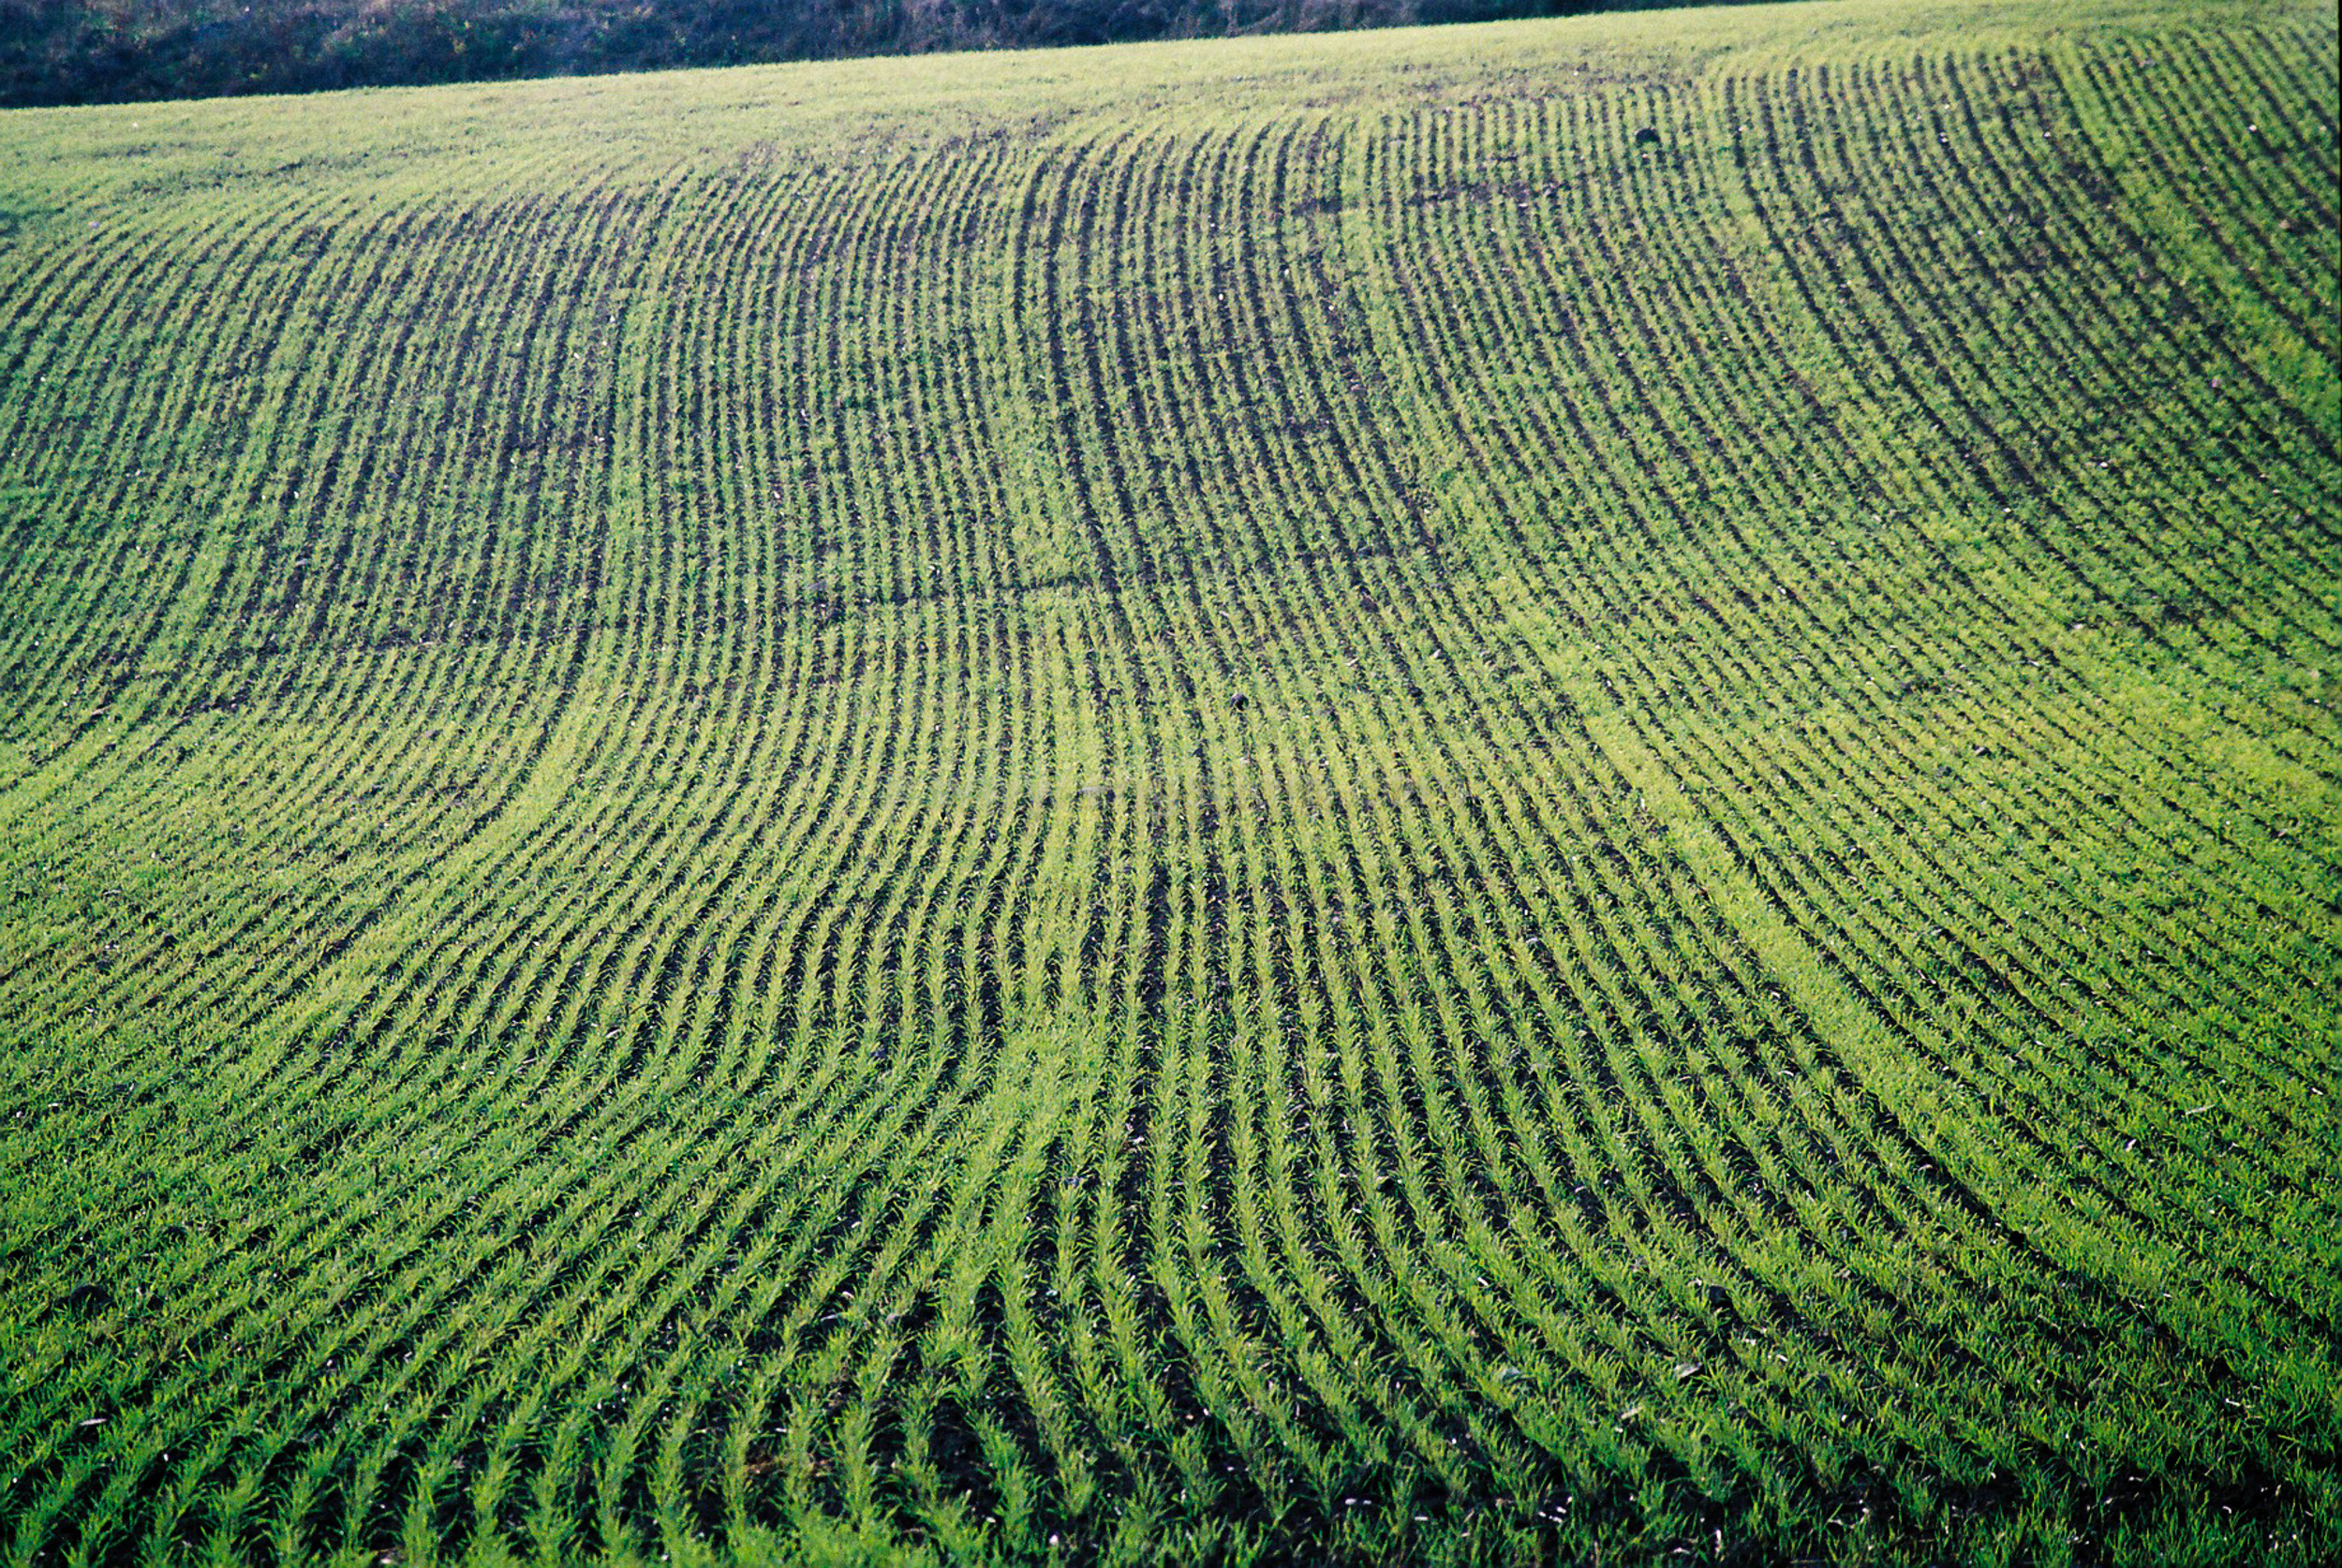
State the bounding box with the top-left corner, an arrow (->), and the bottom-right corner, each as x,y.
1,1 -> 2336,1561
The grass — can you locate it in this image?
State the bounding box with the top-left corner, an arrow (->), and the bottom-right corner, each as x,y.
0,0 -> 2335,1562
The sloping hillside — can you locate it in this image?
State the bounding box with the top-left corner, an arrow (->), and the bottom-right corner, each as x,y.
0,2 -> 2335,1561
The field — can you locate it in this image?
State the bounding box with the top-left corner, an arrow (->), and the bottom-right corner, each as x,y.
0,0 -> 2336,1561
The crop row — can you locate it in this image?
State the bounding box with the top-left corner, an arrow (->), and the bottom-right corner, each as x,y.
0,9 -> 2334,1564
